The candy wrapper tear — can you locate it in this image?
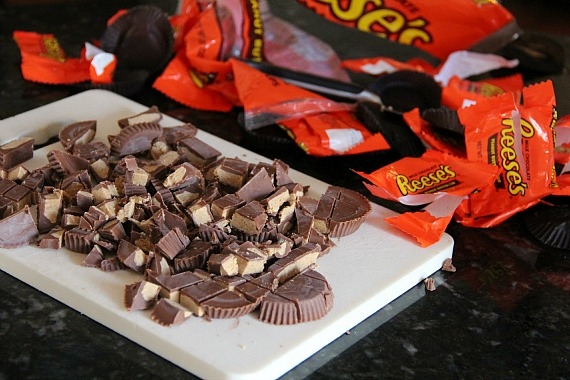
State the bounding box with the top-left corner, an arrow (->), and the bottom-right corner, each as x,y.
355,150 -> 500,246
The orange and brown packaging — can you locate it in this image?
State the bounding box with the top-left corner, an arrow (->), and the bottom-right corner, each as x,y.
355,149 -> 499,246
13,31 -> 91,85
295,0 -> 519,60
455,80 -> 558,227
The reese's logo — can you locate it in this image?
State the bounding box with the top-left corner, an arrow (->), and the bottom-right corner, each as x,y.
396,165 -> 456,196
496,117 -> 535,196
314,0 -> 432,46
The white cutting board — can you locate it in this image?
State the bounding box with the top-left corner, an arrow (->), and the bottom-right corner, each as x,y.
0,90 -> 453,380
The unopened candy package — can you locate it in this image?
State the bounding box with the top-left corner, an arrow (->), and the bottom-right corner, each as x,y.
456,81 -> 558,227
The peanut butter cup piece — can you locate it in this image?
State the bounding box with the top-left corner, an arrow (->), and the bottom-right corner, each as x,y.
147,271 -> 203,302
179,279 -> 226,317
178,136 -> 221,168
275,275 -> 329,323
124,280 -> 161,311
235,167 -> 275,203
117,106 -> 162,129
162,123 -> 198,145
59,120 -> 96,151
110,122 -> 163,157
202,290 -> 258,319
258,293 -> 299,325
151,298 -> 192,326
47,149 -> 90,176
231,201 -> 267,236
0,137 -> 34,170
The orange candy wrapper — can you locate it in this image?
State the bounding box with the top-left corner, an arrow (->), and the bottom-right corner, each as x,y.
296,0 -> 520,60
442,74 -> 524,110
279,110 -> 390,156
230,58 -> 353,130
13,31 -> 91,85
355,150 -> 500,246
456,81 -> 558,227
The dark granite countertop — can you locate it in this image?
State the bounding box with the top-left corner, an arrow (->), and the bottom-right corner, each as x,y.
1,1 -> 569,379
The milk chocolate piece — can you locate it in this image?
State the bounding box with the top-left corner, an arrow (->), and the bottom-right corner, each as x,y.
213,275 -> 247,291
155,227 -> 190,260
82,245 -> 105,267
100,256 -> 127,272
0,178 -> 16,195
124,280 -> 161,311
148,271 -> 203,302
162,123 -> 198,145
202,290 -> 257,319
59,120 -> 96,151
234,241 -> 267,275
4,184 -> 31,213
207,253 -> 239,276
110,122 -> 163,156
197,222 -> 231,244
260,233 -> 293,258
172,184 -> 202,206
274,273 -> 330,323
117,239 -> 148,273
118,106 -> 162,128
297,196 -> 319,215
268,243 -> 321,283
214,157 -> 249,188
179,279 -> 226,317
424,277 -> 436,291
442,258 -> 456,272
63,227 -> 95,254
151,298 -> 192,326
6,165 -> 29,182
152,208 -> 188,236
22,171 -> 44,191
38,190 -> 63,233
235,281 -> 270,304
210,194 -> 244,220
258,293 -> 299,325
235,167 -> 275,203
38,227 -> 65,250
262,186 -> 289,216
178,136 -> 221,168
163,162 -> 203,191
174,239 -> 216,273
187,199 -> 214,227
47,150 -> 90,176
73,141 -> 110,162
327,186 -> 371,238
0,206 -> 38,248
313,194 -> 335,234
0,137 -> 34,170
231,201 -> 267,236
90,158 -> 110,181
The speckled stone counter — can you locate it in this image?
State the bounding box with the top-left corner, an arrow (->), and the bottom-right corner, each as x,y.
1,1 -> 569,379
